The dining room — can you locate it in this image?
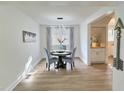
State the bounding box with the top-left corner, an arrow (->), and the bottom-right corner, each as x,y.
6,1 -> 116,91
40,24 -> 80,71
14,22 -> 112,91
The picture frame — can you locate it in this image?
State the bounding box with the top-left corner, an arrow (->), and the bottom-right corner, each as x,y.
22,30 -> 36,43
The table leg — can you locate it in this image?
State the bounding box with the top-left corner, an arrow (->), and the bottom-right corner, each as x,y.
56,56 -> 66,69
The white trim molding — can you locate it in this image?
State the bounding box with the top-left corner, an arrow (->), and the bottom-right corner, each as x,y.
80,56 -> 88,65
5,57 -> 42,91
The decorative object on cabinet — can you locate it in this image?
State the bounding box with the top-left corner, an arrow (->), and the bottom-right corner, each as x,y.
113,18 -> 124,71
90,27 -> 106,48
91,34 -> 99,47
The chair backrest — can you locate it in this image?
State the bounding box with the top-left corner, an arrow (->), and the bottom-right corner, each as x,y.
53,45 -> 66,50
44,48 -> 50,64
71,47 -> 77,61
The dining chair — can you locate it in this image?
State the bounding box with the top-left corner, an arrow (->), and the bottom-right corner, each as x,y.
44,48 -> 58,71
62,47 -> 77,70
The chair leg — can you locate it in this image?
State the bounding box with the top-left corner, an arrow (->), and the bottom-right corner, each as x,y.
73,61 -> 75,67
46,63 -> 47,68
54,62 -> 56,68
48,64 -> 50,71
71,64 -> 73,70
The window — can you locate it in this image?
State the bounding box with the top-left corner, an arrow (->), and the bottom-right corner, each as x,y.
47,25 -> 74,51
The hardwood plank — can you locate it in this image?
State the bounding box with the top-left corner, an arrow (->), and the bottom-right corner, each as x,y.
14,58 -> 112,91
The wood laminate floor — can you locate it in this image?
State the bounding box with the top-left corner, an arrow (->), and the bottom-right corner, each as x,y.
14,58 -> 112,91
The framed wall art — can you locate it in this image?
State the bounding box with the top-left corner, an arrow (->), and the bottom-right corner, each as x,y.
22,31 -> 36,43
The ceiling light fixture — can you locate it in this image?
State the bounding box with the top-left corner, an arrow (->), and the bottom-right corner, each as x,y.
57,17 -> 63,20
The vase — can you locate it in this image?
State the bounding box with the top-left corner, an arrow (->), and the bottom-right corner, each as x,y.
59,43 -> 63,50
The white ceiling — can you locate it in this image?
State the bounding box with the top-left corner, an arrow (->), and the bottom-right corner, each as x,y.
1,1 -> 124,25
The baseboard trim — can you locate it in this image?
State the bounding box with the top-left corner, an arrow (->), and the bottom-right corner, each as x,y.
80,57 -> 88,65
5,72 -> 24,91
41,58 -> 46,62
5,57 -> 42,91
32,57 -> 42,71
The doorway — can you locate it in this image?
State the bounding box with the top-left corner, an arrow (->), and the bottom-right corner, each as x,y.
107,17 -> 116,67
89,12 -> 115,65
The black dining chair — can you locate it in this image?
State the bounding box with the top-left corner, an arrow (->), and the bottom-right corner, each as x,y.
44,48 -> 58,71
62,47 -> 77,70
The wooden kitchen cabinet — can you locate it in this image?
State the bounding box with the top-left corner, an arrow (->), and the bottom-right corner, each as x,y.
90,48 -> 106,63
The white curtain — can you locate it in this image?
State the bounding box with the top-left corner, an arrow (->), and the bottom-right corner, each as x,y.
47,25 -> 74,51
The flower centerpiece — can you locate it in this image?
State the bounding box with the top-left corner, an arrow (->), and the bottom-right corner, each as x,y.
57,37 -> 66,45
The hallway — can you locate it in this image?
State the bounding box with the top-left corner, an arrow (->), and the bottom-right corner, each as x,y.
14,58 -> 112,91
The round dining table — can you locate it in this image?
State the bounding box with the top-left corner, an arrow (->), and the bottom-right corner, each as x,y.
50,50 -> 72,69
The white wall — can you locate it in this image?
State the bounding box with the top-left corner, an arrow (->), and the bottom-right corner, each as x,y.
74,25 -> 81,57
40,25 -> 80,58
0,6 -> 41,90
113,5 -> 124,91
80,23 -> 89,64
80,7 -> 114,65
40,25 -> 47,58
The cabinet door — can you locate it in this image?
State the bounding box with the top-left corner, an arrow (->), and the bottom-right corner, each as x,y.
90,49 -> 105,63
